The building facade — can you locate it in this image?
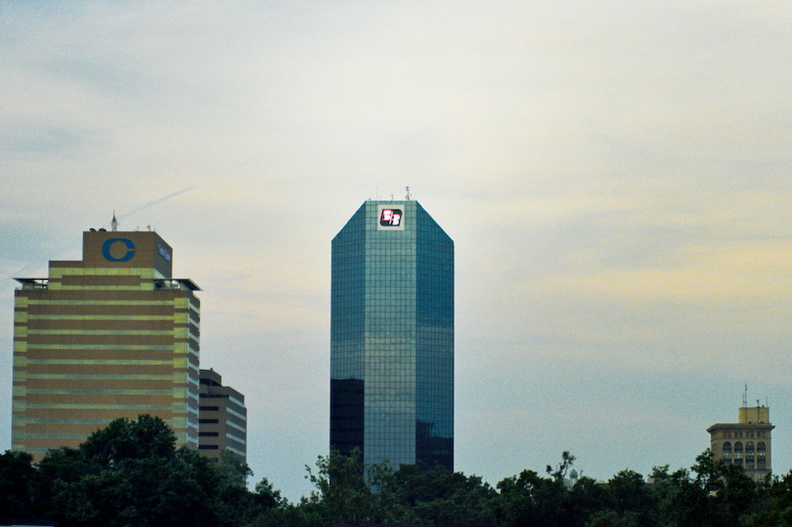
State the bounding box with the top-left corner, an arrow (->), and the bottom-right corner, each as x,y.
12,227 -> 201,459
199,368 -> 247,463
331,200 -> 454,470
708,405 -> 774,482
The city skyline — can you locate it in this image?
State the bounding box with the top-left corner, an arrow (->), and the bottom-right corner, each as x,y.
2,1 -> 792,501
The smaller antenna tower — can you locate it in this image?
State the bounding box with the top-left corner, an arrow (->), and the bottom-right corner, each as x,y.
111,212 -> 118,232
743,383 -> 748,407
405,186 -> 411,200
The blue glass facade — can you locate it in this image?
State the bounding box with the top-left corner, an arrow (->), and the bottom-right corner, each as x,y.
331,201 -> 453,470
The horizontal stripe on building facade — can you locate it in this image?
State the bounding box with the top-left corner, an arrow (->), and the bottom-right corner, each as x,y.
23,432 -> 116,439
22,349 -> 193,360
225,430 -> 247,444
18,408 -> 178,419
226,445 -> 246,457
27,321 -> 192,331
23,373 -> 177,380
25,336 -> 187,346
18,423 -> 185,436
49,282 -> 178,294
26,314 -> 180,321
60,275 -> 144,285
21,291 -> 200,310
226,407 -> 247,421
17,417 -> 129,424
25,304 -> 188,315
225,440 -> 247,455
25,298 -> 181,305
25,359 -> 183,366
51,285 -> 185,291
22,344 -> 179,350
25,394 -> 181,405
49,266 -> 160,277
23,403 -> 175,410
22,382 -> 176,396
225,420 -> 247,435
225,413 -> 247,430
19,373 -> 196,386
27,329 -> 181,335
26,388 -> 174,395
24,365 -> 183,375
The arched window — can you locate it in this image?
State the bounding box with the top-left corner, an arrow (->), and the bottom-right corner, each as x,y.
746,442 -> 755,469
722,442 -> 732,462
734,442 -> 744,464
757,442 -> 767,468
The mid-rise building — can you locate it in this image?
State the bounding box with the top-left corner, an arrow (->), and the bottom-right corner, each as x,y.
198,368 -> 247,463
708,405 -> 774,482
330,199 -> 454,470
12,224 -> 201,459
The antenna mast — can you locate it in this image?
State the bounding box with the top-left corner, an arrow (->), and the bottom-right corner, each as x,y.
405,186 -> 411,200
743,383 -> 748,407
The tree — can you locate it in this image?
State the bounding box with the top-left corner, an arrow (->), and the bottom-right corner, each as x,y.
0,450 -> 38,521
36,415 -> 243,527
384,463 -> 498,525
568,475 -> 610,525
79,414 -> 176,465
601,470 -> 656,526
547,451 -> 576,482
496,453 -> 581,527
304,448 -> 379,524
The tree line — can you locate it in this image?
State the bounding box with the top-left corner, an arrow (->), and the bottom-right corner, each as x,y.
3,415 -> 792,526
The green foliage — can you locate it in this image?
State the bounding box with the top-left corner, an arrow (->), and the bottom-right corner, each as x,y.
384,463 -> 498,525
304,448 -> 378,524
79,414 -> 176,465
0,450 -> 38,520
32,415 -> 248,527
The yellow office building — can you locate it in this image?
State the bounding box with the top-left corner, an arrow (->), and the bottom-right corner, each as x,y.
12,227 -> 201,459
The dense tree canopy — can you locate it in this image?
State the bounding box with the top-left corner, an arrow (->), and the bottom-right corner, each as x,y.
2,415 -> 792,526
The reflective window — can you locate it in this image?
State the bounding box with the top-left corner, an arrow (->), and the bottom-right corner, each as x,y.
331,201 -> 454,470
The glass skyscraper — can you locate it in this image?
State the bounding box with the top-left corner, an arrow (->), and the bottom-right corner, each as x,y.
331,200 -> 454,470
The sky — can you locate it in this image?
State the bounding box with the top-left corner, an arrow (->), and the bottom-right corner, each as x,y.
2,0 -> 791,500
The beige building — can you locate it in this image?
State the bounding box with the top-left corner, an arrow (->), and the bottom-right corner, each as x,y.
12,226 -> 201,459
708,405 -> 774,482
198,369 -> 247,463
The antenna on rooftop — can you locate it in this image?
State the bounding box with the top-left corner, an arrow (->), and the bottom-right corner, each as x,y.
743,383 -> 748,407
405,186 -> 411,200
111,211 -> 118,232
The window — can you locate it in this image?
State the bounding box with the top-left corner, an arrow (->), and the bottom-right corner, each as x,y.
722,442 -> 732,462
746,442 -> 755,469
757,442 -> 767,468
